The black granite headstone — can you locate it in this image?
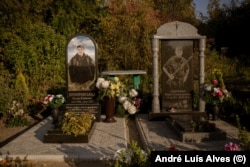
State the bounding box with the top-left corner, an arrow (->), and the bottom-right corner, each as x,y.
65,34 -> 100,121
161,40 -> 193,112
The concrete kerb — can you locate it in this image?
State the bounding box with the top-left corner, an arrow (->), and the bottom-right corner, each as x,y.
135,115 -> 150,150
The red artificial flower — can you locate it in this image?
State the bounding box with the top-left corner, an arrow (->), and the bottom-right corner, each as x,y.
211,79 -> 218,86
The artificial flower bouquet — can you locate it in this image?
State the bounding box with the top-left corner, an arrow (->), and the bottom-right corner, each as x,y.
7,100 -> 25,117
224,142 -> 239,151
118,89 -> 142,115
203,69 -> 231,105
6,100 -> 29,127
43,94 -> 65,108
96,77 -> 142,115
96,77 -> 126,99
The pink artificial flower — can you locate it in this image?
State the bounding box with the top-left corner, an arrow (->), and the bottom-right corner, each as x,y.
224,142 -> 239,151
211,79 -> 218,86
217,90 -> 224,97
169,144 -> 179,151
133,98 -> 142,109
43,94 -> 54,104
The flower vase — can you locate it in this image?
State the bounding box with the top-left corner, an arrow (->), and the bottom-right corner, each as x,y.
103,97 -> 116,123
212,105 -> 220,120
51,107 -> 60,125
207,104 -> 220,121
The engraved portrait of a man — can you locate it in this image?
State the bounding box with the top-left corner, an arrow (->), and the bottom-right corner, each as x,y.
163,46 -> 191,88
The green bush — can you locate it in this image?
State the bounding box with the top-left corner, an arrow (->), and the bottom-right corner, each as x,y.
0,71 -> 15,117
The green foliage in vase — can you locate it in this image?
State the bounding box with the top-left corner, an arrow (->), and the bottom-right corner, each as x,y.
61,112 -> 95,137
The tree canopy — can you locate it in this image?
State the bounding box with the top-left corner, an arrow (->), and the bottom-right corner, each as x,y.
0,0 -> 249,99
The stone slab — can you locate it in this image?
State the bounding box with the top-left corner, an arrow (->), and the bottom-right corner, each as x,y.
43,123 -> 96,143
148,111 -> 206,120
166,118 -> 227,143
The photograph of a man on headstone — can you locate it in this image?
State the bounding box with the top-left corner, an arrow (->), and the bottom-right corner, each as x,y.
67,36 -> 96,91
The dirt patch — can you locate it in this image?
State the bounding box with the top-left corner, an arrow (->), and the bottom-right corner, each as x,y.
126,118 -> 143,148
0,115 -> 43,147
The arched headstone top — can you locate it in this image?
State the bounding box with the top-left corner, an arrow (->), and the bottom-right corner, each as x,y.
155,21 -> 203,39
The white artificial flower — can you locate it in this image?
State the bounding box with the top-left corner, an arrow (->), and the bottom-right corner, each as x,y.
49,96 -> 54,101
56,94 -> 65,103
101,80 -> 110,89
118,96 -> 127,104
204,84 -> 212,91
96,78 -> 105,89
97,77 -> 105,83
44,94 -> 54,104
129,89 -> 138,97
128,105 -> 137,114
213,87 -> 220,93
123,100 -> 132,110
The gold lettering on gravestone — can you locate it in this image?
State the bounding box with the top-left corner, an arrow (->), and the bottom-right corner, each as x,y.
68,92 -> 95,96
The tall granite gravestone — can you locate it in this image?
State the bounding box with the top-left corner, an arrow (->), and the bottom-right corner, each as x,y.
148,22 -> 228,142
66,34 -> 100,121
43,34 -> 100,143
162,41 -> 193,112
149,21 -> 206,120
